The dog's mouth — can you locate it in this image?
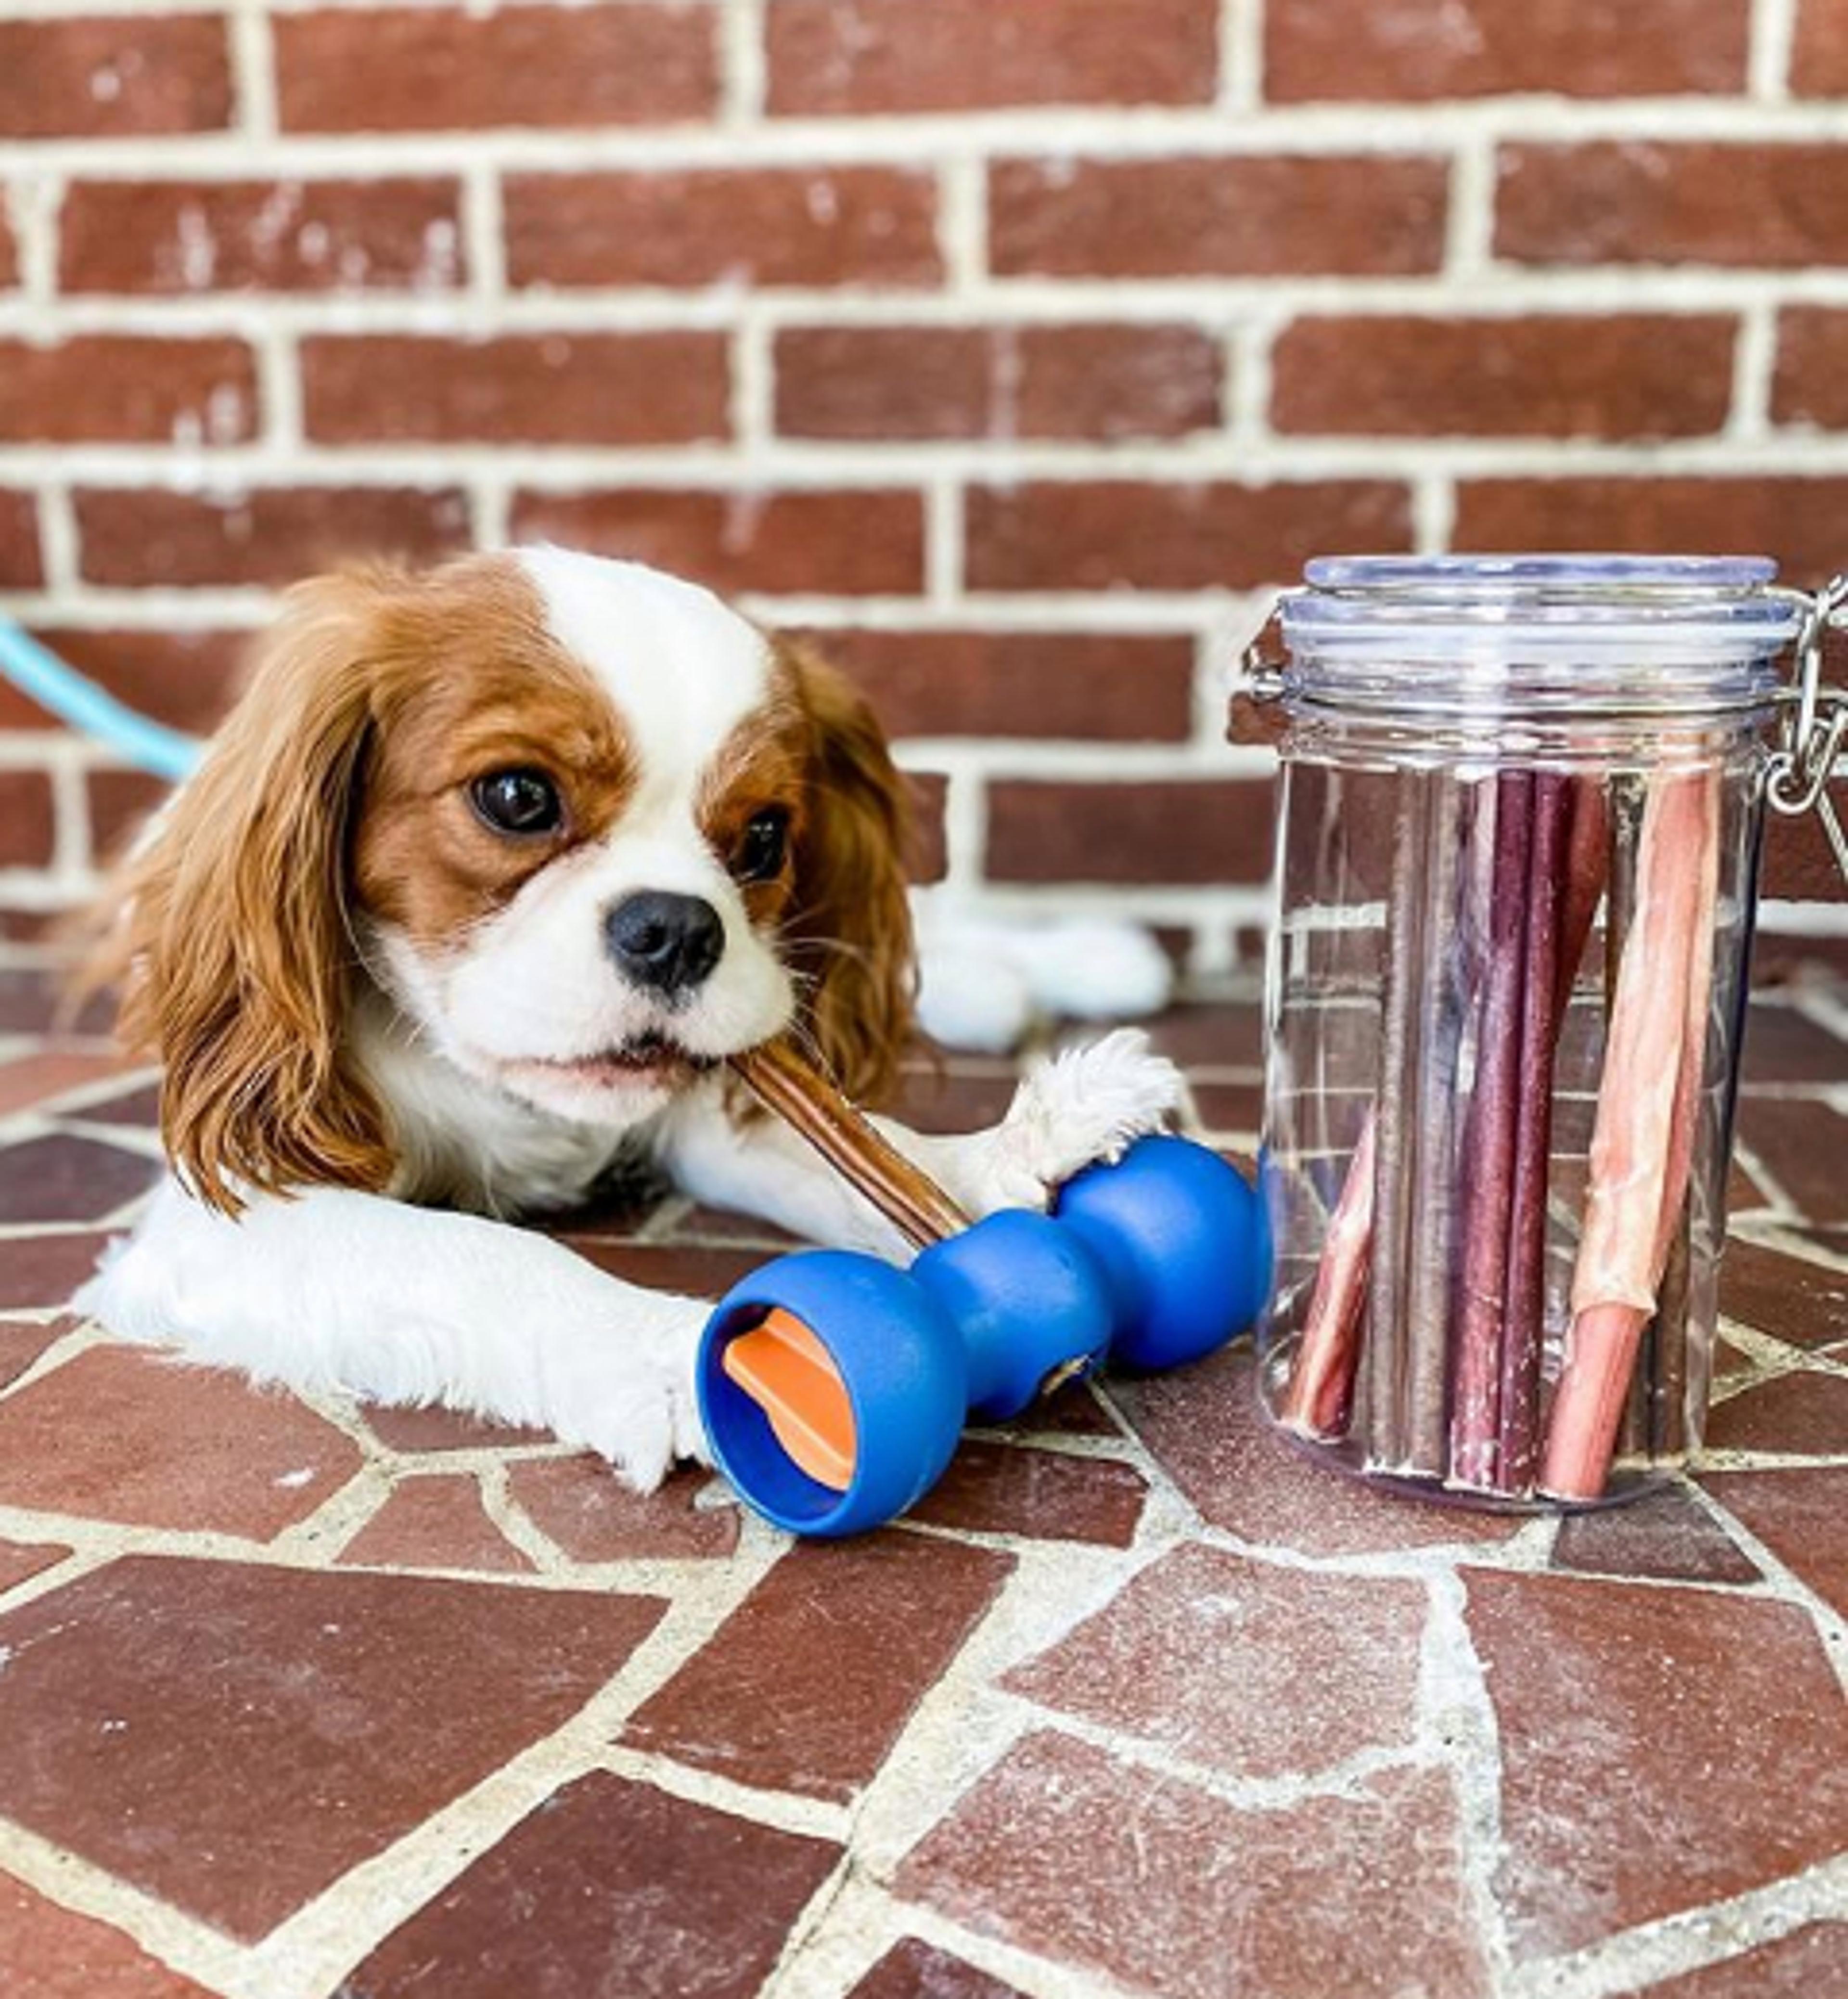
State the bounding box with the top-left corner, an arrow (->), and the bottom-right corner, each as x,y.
516,1032 -> 722,1090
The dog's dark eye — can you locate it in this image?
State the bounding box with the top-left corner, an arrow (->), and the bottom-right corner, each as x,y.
470,768 -> 563,837
732,807 -> 790,883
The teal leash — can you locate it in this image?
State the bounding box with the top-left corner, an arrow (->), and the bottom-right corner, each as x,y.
0,619 -> 204,783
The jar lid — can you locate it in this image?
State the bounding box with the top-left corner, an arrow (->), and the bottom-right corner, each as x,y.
1278,554 -> 1806,717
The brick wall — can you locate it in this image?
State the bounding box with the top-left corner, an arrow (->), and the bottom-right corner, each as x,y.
2,0 -> 1848,973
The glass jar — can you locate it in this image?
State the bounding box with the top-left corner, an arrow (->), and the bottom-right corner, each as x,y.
1249,555 -> 1833,1508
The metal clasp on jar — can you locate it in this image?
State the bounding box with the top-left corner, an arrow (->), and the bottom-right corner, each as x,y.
1767,574 -> 1848,888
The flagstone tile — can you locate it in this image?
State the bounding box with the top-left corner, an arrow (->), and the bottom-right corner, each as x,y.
336,1769 -> 839,1999
907,1440 -> 1147,1546
1114,1344 -> 1524,1558
0,1347 -> 360,1537
0,1873 -> 220,1998
622,1535 -> 1012,1802
0,1134 -> 159,1225
336,1474 -> 535,1573
0,1557 -> 664,1941
1464,1568 -> 1848,1958
1004,1542 -> 1424,1780
896,1732 -> 1484,1999
508,1457 -> 739,1561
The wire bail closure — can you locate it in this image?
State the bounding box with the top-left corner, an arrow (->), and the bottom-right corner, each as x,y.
1767,573 -> 1848,891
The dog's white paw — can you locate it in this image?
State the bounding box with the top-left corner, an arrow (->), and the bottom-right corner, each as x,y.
552,1303 -> 711,1493
977,1027 -> 1183,1211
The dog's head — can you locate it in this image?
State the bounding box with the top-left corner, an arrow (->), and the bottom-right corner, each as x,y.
104,548 -> 915,1210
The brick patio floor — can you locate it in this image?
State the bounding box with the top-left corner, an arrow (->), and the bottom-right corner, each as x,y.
0,961 -> 1843,1999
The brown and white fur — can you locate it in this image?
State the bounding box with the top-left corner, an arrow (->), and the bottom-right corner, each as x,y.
77,548 -> 1180,1488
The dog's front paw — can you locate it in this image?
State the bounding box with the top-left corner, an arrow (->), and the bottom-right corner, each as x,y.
980,1027 -> 1183,1210
552,1303 -> 711,1494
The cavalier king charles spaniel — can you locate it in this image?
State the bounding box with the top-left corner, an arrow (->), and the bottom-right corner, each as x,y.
77,548 -> 1180,1488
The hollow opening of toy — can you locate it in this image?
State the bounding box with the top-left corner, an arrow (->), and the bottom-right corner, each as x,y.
719,1306 -> 857,1492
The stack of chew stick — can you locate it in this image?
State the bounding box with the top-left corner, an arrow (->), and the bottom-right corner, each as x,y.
1277,758 -> 1720,1502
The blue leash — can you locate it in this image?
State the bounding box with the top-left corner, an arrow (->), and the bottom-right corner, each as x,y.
0,619 -> 205,782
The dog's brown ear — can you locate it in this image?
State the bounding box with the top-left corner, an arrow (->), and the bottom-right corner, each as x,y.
96,573 -> 401,1212
780,640 -> 917,1107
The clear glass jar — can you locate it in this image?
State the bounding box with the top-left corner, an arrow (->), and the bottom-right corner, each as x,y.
1252,555 -> 1813,1508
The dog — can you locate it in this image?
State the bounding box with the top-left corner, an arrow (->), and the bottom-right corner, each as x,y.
77,548 -> 1181,1489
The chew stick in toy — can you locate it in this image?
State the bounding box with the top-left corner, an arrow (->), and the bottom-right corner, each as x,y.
728,1040 -> 969,1250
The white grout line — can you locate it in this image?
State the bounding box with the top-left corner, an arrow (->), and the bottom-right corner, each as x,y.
11,95 -> 1848,179
1751,0 -> 1803,102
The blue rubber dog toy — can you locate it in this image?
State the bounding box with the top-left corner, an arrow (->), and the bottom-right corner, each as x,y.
697,1045 -> 1269,1537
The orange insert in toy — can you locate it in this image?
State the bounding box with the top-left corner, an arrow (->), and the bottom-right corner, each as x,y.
720,1308 -> 857,1492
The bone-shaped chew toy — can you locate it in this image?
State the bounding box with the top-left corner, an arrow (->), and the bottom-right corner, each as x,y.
697,1042 -> 1270,1537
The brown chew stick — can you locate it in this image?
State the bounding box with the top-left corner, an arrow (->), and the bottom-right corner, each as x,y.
728,1040 -> 972,1252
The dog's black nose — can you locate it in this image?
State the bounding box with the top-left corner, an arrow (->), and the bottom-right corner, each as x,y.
605,891 -> 725,995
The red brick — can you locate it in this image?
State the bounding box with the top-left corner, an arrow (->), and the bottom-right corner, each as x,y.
990,154 -> 1448,278
0,1874 -> 216,1999
1273,314 -> 1735,439
1625,1925 -> 1848,1999
1741,1001 -> 1848,1083
970,478 -> 1411,593
0,15 -> 231,138
0,773 -> 54,872
0,1052 -> 133,1121
87,769 -> 167,862
1551,1484 -> 1760,1586
1707,1465 -> 1848,1616
0,1536 -> 68,1596
802,628 -> 1195,741
1767,807 -> 1848,903
0,1319 -> 72,1393
1454,477 -> 1848,589
506,166 -> 941,290
1465,1569 -> 1848,1957
767,0 -> 1218,115
0,1347 -> 357,1536
850,1940 -> 1025,1999
60,177 -> 465,296
1796,0 -> 1848,92
75,486 -> 471,588
909,769 -> 949,883
343,1770 -> 839,1999
0,337 -> 256,445
1114,1345 -> 1525,1558
365,1405 -> 550,1452
337,1474 -> 536,1573
1719,1239 -> 1848,1349
0,1233 -> 115,1312
1498,143 -> 1848,268
776,323 -> 1223,442
1007,1543 -> 1424,1778
1740,1100 -> 1848,1223
0,1558 -> 666,1941
987,777 -> 1274,886
1774,307 -> 1848,427
1268,0 -> 1747,100
507,1458 -> 739,1561
0,627 -> 246,735
1707,1367 -> 1848,1454
0,492 -> 38,590
302,332 -> 728,446
621,1535 -> 1012,1802
275,3 -> 717,132
512,487 -> 926,596
908,1440 -> 1148,1543
900,1735 -> 1486,1999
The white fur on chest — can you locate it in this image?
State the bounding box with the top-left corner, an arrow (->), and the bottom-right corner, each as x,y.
351,989 -> 640,1214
